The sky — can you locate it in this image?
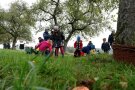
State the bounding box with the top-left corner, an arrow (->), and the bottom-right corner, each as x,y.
0,0 -> 118,48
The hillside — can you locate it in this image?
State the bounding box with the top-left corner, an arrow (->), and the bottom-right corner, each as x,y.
0,49 -> 135,90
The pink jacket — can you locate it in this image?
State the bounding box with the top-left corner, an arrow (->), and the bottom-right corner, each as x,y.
36,40 -> 52,52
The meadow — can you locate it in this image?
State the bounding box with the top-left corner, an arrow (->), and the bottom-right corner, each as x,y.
0,49 -> 135,90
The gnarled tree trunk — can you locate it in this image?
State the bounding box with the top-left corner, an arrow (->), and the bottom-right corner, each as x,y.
113,0 -> 135,64
116,0 -> 135,46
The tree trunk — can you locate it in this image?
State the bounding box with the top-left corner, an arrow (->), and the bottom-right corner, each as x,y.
53,15 -> 58,25
12,37 -> 17,49
64,41 -> 68,51
116,0 -> 135,46
64,30 -> 74,51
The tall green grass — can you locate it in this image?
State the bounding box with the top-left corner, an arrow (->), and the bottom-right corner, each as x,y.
0,49 -> 135,90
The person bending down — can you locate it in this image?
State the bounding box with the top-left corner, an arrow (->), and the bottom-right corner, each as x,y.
35,39 -> 53,56
81,45 -> 91,55
51,25 -> 65,57
82,41 -> 95,55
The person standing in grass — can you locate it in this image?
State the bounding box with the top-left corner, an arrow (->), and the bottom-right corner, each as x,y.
108,31 -> 115,48
43,27 -> 51,55
74,36 -> 83,57
101,38 -> 110,53
43,27 -> 50,41
51,25 -> 65,57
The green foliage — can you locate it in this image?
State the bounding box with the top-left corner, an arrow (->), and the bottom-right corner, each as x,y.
0,1 -> 35,48
33,0 -> 118,49
1,49 -> 135,90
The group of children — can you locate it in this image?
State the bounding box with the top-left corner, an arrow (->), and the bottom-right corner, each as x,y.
73,36 -> 96,57
74,31 -> 115,57
101,31 -> 115,53
34,25 -> 65,57
26,27 -> 115,57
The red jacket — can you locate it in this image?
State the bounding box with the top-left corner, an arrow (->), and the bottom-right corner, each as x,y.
36,40 -> 52,52
74,40 -> 83,50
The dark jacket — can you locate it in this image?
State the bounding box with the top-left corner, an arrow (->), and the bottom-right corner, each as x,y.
108,34 -> 114,46
82,43 -> 95,54
51,31 -> 65,48
43,31 -> 50,41
101,42 -> 110,52
88,43 -> 95,49
82,45 -> 91,54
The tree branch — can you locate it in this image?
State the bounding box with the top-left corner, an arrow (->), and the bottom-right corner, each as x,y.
0,24 -> 14,36
74,21 -> 92,31
39,7 -> 53,16
52,0 -> 60,25
40,17 -> 53,21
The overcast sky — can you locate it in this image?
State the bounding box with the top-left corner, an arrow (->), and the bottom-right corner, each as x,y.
0,0 -> 118,48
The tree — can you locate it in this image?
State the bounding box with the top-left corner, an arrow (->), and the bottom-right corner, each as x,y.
0,1 -> 35,49
33,0 -> 118,50
116,0 -> 135,46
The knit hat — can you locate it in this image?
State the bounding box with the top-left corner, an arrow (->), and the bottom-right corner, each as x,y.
53,25 -> 59,31
77,35 -> 80,41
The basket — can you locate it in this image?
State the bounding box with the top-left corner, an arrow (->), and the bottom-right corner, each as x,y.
112,44 -> 135,65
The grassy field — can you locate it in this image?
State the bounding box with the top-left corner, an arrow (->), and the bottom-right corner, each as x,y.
0,49 -> 135,90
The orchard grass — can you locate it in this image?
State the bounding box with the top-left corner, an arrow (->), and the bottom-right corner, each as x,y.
0,49 -> 135,90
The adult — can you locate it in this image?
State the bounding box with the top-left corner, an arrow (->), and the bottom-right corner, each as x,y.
51,25 -> 65,57
108,31 -> 115,47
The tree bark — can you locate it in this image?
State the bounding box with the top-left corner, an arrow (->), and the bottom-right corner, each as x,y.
12,37 -> 17,49
116,0 -> 135,46
53,15 -> 58,25
64,41 -> 68,51
64,30 -> 74,51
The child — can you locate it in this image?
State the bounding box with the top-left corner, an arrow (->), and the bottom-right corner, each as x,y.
74,36 -> 83,57
35,39 -> 53,55
38,37 -> 44,43
82,41 -> 95,55
101,38 -> 110,53
43,28 -> 50,41
108,31 -> 115,48
81,45 -> 91,55
88,41 -> 96,54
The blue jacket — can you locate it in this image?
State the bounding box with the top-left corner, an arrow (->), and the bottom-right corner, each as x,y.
82,44 -> 95,54
82,45 -> 92,54
101,42 -> 110,52
43,31 -> 50,41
